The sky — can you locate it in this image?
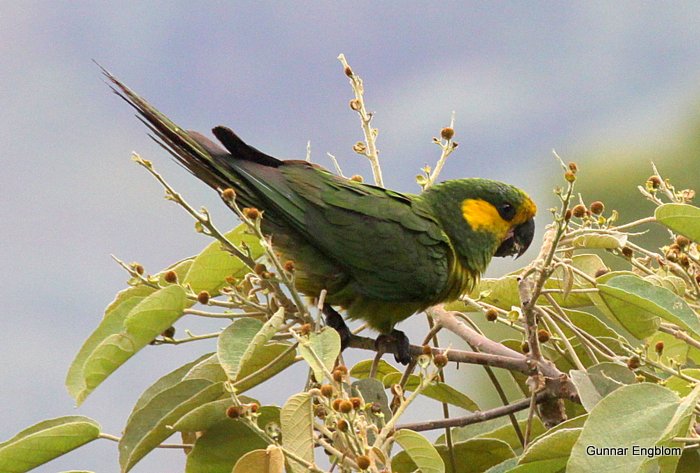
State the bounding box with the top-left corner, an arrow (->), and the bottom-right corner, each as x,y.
3,2 -> 700,472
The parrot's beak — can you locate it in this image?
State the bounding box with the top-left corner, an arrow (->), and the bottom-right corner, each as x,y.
494,217 -> 535,258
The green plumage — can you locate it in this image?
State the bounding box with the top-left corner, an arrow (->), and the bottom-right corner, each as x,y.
106,70 -> 536,343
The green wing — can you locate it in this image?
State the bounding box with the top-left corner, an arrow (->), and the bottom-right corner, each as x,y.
235,160 -> 452,302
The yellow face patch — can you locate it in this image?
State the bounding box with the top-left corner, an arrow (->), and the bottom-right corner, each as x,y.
461,197 -> 537,236
461,199 -> 510,235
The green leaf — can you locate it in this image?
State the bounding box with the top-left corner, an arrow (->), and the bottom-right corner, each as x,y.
182,225 -> 263,294
447,417 -> 545,451
392,430 -> 445,473
232,446 -> 285,473
132,353 -> 214,416
514,428 -> 581,472
234,343 -> 298,392
664,369 -> 700,396
571,232 -> 627,250
469,275 -> 520,310
351,378 -> 392,419
568,383 -> 700,472
0,416 -> 100,473
65,260 -> 192,404
77,285 -> 188,405
350,359 -> 401,381
383,372 -> 478,411
185,420 -> 267,473
393,437 -> 514,473
597,274 -> 700,338
172,399 -> 234,432
184,353 -> 227,383
280,393 -> 314,473
655,203 -> 700,242
217,317 -> 264,381
570,362 -> 637,412
119,380 -> 223,472
298,328 -> 341,383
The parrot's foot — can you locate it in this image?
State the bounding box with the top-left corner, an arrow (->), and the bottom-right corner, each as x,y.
322,304 -> 352,350
376,330 -> 412,365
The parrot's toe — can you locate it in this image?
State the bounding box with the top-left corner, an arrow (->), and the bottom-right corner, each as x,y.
376,329 -> 412,365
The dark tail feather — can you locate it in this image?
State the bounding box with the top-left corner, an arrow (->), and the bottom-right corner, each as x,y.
99,64 -> 234,191
212,126 -> 282,168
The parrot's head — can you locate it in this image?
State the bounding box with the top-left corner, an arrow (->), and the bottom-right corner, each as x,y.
422,178 -> 537,274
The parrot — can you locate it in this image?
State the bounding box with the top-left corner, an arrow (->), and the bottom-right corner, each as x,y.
105,70 -> 536,365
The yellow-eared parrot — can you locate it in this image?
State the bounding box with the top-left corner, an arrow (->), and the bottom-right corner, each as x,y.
105,71 -> 536,364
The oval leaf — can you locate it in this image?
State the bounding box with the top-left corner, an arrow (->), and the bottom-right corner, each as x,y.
298,328 -> 341,383
281,392 -> 314,473
568,383 -> 700,472
185,420 -> 267,473
66,260 -> 192,404
598,275 -> 700,338
217,318 -> 264,381
655,203 -> 700,242
119,380 -> 223,472
0,416 -> 100,473
232,446 -> 285,473
392,429 -> 445,473
182,225 -> 263,294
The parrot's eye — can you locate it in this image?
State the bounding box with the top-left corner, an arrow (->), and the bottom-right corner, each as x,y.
498,202 -> 516,221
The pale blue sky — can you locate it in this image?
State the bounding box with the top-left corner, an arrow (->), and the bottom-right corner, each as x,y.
3,2 -> 700,471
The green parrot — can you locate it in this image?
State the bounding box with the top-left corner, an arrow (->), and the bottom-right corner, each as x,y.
105,71 -> 536,364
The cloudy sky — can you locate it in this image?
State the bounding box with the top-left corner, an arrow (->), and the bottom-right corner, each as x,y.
3,2 -> 700,472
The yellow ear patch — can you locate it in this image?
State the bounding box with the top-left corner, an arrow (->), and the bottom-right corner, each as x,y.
461,199 -> 509,235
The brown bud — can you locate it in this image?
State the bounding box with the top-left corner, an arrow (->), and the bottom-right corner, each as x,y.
655,341 -> 664,355
331,399 -> 343,412
440,127 -> 455,140
521,341 -> 530,354
161,326 -> 176,338
568,162 -> 578,173
675,235 -> 691,248
647,175 -> 662,189
349,99 -> 361,111
339,400 -> 353,414
320,384 -> 334,398
133,263 -> 144,275
314,405 -> 327,419
254,263 -> 267,275
335,364 -> 348,374
621,246 -> 634,258
679,254 -> 690,268
226,405 -> 242,418
344,66 -> 353,77
564,171 -> 576,183
594,268 -> 610,278
356,455 -> 371,470
336,418 -> 349,432
537,329 -> 551,343
164,270 -> 178,284
571,204 -> 587,218
249,403 -> 259,413
564,209 -> 573,221
421,345 -> 433,355
243,207 -> 260,219
225,276 -> 237,285
222,188 -> 236,201
350,174 -> 364,183
332,370 -> 344,383
369,402 -> 382,414
433,354 -> 448,368
300,323 -> 312,336
197,290 -> 210,305
627,355 -> 641,370
283,260 -> 296,272
590,201 -> 605,215
485,308 -> 498,322
350,397 -> 362,409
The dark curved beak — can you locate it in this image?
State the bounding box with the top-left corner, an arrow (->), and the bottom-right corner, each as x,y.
495,217 -> 535,258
